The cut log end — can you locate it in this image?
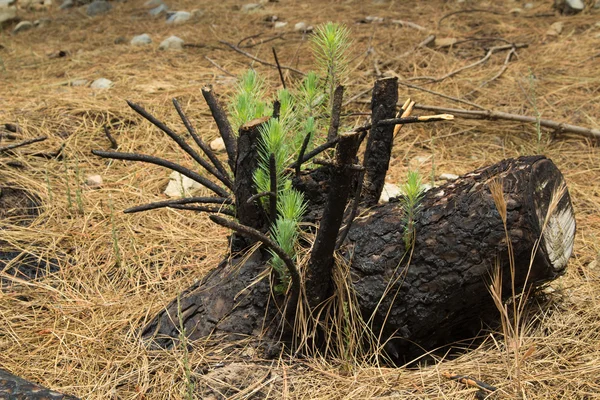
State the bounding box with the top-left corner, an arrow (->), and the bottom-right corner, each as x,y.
529,158 -> 576,275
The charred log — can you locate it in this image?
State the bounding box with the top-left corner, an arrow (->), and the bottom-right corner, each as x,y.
142,156 -> 575,360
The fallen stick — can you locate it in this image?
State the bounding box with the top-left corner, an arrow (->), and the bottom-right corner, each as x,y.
0,136 -> 47,154
414,104 -> 600,141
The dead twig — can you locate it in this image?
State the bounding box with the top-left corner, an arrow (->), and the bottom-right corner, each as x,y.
201,86 -> 238,172
91,149 -> 231,198
103,125 -> 118,149
272,47 -> 286,89
204,56 -> 236,78
466,47 -> 517,96
442,372 -> 497,395
124,196 -> 232,214
414,43 -> 527,84
294,131 -> 312,176
169,204 -> 235,216
438,9 -> 504,29
414,104 -> 600,140
219,40 -> 306,76
0,136 -> 47,154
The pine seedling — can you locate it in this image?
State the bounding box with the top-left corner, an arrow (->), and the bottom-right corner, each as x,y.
311,22 -> 351,108
400,171 -> 425,250
296,71 -> 324,117
229,69 -> 269,131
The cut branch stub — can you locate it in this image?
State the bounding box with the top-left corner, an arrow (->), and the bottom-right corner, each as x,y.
362,77 -> 399,206
234,117 -> 270,238
304,131 -> 362,310
201,86 -> 238,172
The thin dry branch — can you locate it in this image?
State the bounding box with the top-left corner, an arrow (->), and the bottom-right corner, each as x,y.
414,44 -> 527,83
413,104 -> 600,140
169,204 -> 235,216
172,98 -> 232,187
219,40 -> 306,76
103,125 -> 118,149
91,150 -> 231,198
0,136 -> 47,154
466,47 -> 517,96
201,86 -> 238,172
123,196 -> 232,214
126,100 -> 232,190
438,9 -> 504,28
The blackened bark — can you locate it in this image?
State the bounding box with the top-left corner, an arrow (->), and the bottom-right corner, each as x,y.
362,77 -> 398,206
201,86 -> 238,172
141,156 -> 575,361
345,155 -> 575,361
233,117 -> 270,238
304,132 -> 362,309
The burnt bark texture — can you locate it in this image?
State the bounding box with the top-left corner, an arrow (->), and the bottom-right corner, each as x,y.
142,155 -> 575,359
0,368 -> 79,399
345,155 -> 574,360
362,77 -> 398,206
233,117 -> 270,239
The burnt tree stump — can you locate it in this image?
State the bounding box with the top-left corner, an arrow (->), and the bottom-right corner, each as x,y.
142,155 -> 575,359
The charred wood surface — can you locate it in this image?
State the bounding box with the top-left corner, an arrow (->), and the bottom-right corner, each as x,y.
142,156 -> 575,359
362,77 -> 398,206
345,155 -> 575,360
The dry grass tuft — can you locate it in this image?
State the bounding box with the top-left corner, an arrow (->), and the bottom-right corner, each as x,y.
1,0 -> 600,398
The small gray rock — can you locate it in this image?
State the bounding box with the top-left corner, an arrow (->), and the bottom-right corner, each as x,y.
241,3 -> 261,13
86,0 -> 111,16
0,6 -> 17,24
524,2 -> 534,9
274,21 -> 287,29
149,3 -> 167,16
158,35 -> 184,50
294,21 -> 307,32
130,33 -> 152,46
90,78 -> 113,89
13,21 -> 34,34
85,174 -> 103,188
33,18 -> 51,28
555,0 -> 584,14
166,10 -> 190,24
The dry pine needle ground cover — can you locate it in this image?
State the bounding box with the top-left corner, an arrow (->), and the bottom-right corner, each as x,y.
1,0 -> 600,398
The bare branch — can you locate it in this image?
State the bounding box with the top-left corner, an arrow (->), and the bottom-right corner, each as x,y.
219,40 -> 306,76
103,125 -> 118,149
0,136 -> 47,154
91,149 -> 230,198
327,85 -> 344,141
201,86 -> 238,172
124,196 -> 232,214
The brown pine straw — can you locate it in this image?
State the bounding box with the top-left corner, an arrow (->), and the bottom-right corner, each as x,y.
1,0 -> 600,398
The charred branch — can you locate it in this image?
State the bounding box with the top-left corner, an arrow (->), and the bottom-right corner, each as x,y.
124,196 -> 233,214
201,86 -> 238,171
91,150 -> 230,198
126,100 -> 233,191
362,77 -> 399,206
327,85 -> 344,142
172,98 -> 232,187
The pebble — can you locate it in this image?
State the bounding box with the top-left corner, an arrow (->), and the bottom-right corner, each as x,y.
209,137 -> 225,152
274,21 -> 287,29
85,174 -> 103,189
555,0 -> 584,14
166,10 -> 191,24
524,2 -> 534,9
12,20 -> 33,34
164,171 -> 204,198
379,183 -> 401,203
241,3 -> 261,13
0,6 -> 17,24
294,22 -> 307,32
130,33 -> 152,46
86,0 -> 111,16
90,78 -> 113,89
158,35 -> 184,50
546,21 -> 564,36
364,16 -> 384,23
148,3 -> 167,16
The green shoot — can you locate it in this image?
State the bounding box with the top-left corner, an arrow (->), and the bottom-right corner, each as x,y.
229,69 -> 269,131
400,171 -> 425,250
311,22 -> 351,108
